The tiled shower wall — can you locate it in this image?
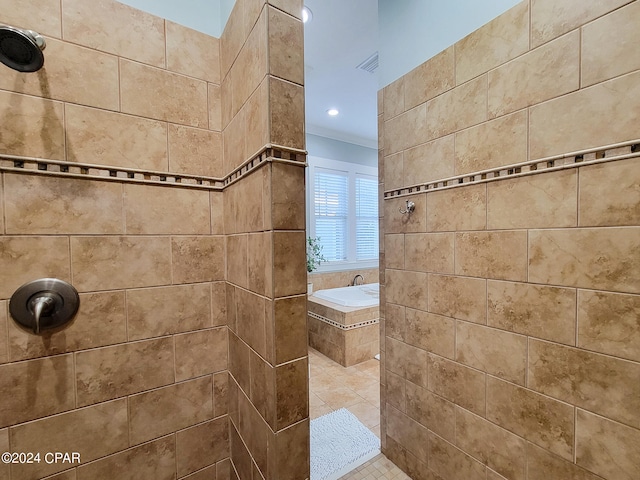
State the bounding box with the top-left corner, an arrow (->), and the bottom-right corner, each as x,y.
379,1 -> 640,480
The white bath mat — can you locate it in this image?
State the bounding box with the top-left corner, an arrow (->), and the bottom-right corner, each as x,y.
310,408 -> 381,480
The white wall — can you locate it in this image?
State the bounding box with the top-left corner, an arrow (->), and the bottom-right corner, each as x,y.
378,0 -> 521,87
306,134 -> 377,168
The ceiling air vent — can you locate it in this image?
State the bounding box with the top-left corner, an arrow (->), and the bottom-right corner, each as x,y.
356,52 -> 378,73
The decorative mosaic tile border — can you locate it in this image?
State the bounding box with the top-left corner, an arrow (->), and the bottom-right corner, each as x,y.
0,144 -> 307,191
384,140 -> 640,199
308,311 -> 380,331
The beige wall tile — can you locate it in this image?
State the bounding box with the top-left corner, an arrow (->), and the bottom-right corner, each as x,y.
0,177 -> 3,234
384,152 -> 404,191
245,78 -> 270,160
0,354 -> 74,427
0,301 -> 6,364
531,0 -> 633,47
456,407 -> 526,480
0,236 -> 70,300
455,111 -> 527,174
63,0 -> 165,67
4,174 -> 123,234
214,371 -> 229,418
528,227 -> 640,294
428,354 -> 486,416
209,83 -> 222,131
405,380 -> 455,442
223,105 -> 246,174
384,194 -> 426,234
526,442 -> 604,480
456,322 -> 527,385
386,337 -> 428,388
274,231 -> 306,297
272,417 -> 310,480
129,376 -> 214,445
428,274 -> 486,324
405,308 -> 455,359
211,192 -> 225,235
528,339 -> 640,428
175,328 -> 228,381
172,236 -> 225,284
71,236 -> 171,292
455,1 -> 529,85
576,408 -> 640,480
271,162 -> 306,230
269,0 -> 302,19
383,78 -> 405,121
385,234 -> 404,269
229,331 -> 251,394
220,0 -> 244,77
529,71 -> 640,159
76,337 -> 174,407
385,303 -> 406,342
384,104 -> 427,155
385,269 -> 428,312
270,77 -> 305,150
176,417 -> 228,478
227,234 -> 248,288
120,59 -> 208,127
9,291 -> 127,361
0,90 -> 65,160
427,184 -> 486,232
486,376 -> 574,460
404,47 -> 455,110
276,358 -> 308,429
65,104 -> 168,170
487,280 -> 576,345
404,233 -> 454,274
426,75 -> 487,140
168,125 -> 223,177
167,21 -> 220,84
455,231 -> 528,282
248,232 -> 273,297
429,432 -> 486,480
579,158 -> 640,227
488,31 -> 580,118
10,399 -> 128,479
0,0 -> 61,38
268,7 -> 304,85
487,169 -> 578,229
77,436 -> 176,480
386,406 -> 429,462
273,295 -> 307,364
386,370 -> 406,411
578,290 -> 640,362
229,421 -> 252,480
0,428 -> 7,479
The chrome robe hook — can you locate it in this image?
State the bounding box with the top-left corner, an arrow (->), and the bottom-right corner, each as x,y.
399,200 -> 415,215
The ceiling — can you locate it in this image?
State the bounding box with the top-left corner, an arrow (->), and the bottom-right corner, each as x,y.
303,0 -> 379,149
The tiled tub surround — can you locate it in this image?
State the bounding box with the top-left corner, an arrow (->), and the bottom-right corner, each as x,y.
308,268 -> 379,291
378,1 -> 640,480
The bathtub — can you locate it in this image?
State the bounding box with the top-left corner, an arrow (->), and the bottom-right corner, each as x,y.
312,283 -> 379,307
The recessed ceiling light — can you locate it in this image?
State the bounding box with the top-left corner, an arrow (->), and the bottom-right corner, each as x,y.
327,108 -> 339,116
302,6 -> 313,23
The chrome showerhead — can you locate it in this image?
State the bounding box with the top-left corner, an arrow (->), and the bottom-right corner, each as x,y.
0,25 -> 46,72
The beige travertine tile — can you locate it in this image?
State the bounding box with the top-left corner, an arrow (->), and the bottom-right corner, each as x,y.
129,376 -> 214,445
576,408 -> 640,480
531,0 -> 633,48
0,301 -> 7,364
226,234 -> 248,288
0,178 -> 3,234
386,337 -> 428,388
429,432 -> 486,480
274,295 -> 307,364
385,234 -> 404,269
455,231 -> 528,282
209,83 -> 222,131
0,0 -> 61,38
385,269 -> 428,312
245,79 -> 270,160
10,399 -> 128,479
268,7 -> 304,85
582,1 -> 640,86
210,283 -> 227,330
76,337 -> 174,407
488,31 -> 580,118
229,331 -> 251,394
125,184 -> 210,235
528,339 -> 640,428
385,303 -> 406,342
220,0 -> 244,77
403,135 -> 455,185
0,90 -> 65,160
248,232 -> 273,296
211,192 -> 225,235
276,358 -> 308,429
529,70 -> 640,159
386,370 -> 406,411
487,281 -> 576,345
455,1 -> 529,85
269,0 -> 302,19
271,162 -> 306,230
270,77 -> 305,150
455,407 -> 526,480
127,284 -> 211,340
168,124 -> 223,177
65,104 -> 168,170
229,421 -> 252,480
486,376 -> 574,460
405,308 -> 455,360
384,104 -> 427,155
456,322 -> 527,385
384,194 -> 426,234
427,184 -> 486,232
454,111 -> 527,174
0,354 -> 73,427
176,417 -> 228,478
274,231 -> 306,297
63,0 -> 165,67
4,174 -> 123,234
578,290 -> 640,362
404,47 -> 455,110
487,169 -> 578,229
404,233 -> 454,274
9,291 -> 127,361
428,274 -> 486,324
428,354 -> 486,416
71,236 -> 171,292
0,38 -> 119,111
76,436 -> 175,480
175,328 -> 228,381
120,59 -> 208,127
384,152 -> 404,191
526,442 -> 604,480
214,371 -> 229,418
579,158 -> 640,227
528,227 -> 640,294
171,236 -> 225,284
0,236 -> 70,300
383,78 -> 405,121
166,21 -> 220,84
222,108 -> 246,175
426,75 -> 487,140
273,418 -> 310,480
405,380 -> 455,443
387,406 -> 429,461
0,428 -> 7,479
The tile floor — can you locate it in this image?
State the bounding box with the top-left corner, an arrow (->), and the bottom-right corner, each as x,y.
308,347 -> 411,479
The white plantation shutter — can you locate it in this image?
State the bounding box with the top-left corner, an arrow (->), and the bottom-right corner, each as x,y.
314,169 -> 348,261
355,175 -> 378,260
